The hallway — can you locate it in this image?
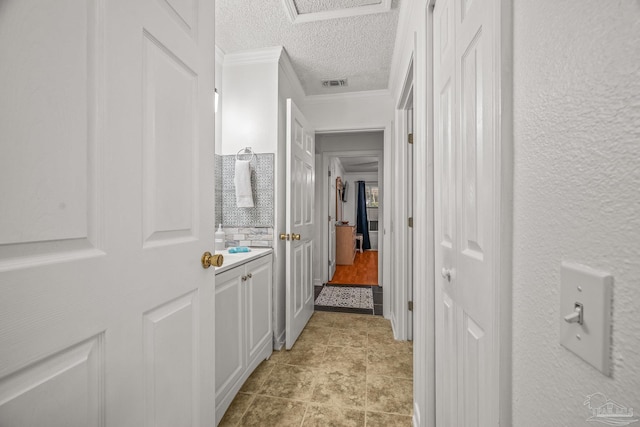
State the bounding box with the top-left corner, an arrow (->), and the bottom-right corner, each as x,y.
219,311 -> 413,426
328,251 -> 379,286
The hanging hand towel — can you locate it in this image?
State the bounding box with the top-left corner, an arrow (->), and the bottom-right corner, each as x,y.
234,159 -> 254,207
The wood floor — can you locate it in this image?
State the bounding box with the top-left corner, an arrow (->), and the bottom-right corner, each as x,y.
328,250 -> 378,286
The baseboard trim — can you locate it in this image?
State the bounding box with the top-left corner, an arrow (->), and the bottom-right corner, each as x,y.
273,329 -> 285,351
413,401 -> 421,427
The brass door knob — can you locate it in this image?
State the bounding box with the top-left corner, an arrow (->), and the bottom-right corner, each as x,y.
292,233 -> 301,240
279,233 -> 290,240
201,252 -> 223,269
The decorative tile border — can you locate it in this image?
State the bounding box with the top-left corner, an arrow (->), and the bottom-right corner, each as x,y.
223,227 -> 274,248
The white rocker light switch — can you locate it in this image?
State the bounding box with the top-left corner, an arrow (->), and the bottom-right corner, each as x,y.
559,262 -> 613,376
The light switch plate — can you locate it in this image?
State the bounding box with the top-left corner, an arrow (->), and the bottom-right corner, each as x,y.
560,262 -> 613,376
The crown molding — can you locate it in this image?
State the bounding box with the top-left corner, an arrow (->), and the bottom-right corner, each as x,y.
223,46 -> 284,67
305,89 -> 392,105
278,48 -> 307,101
282,0 -> 392,24
215,45 -> 225,64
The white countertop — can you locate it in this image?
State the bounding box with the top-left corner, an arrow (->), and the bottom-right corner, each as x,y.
214,248 -> 273,274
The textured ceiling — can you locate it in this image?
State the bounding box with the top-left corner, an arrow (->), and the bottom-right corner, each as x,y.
215,0 -> 401,95
294,0 -> 381,14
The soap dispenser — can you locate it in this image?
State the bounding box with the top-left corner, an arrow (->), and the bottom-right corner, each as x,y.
215,224 -> 225,252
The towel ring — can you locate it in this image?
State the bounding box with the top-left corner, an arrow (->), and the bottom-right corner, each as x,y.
236,147 -> 255,162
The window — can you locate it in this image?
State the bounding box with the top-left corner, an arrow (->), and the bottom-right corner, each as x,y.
365,182 -> 379,208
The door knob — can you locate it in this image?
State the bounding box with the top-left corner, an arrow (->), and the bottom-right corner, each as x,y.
279,233 -> 290,240
441,267 -> 452,282
292,233 -> 301,240
201,252 -> 223,269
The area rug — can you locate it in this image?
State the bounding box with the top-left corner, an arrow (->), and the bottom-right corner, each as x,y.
314,285 -> 374,314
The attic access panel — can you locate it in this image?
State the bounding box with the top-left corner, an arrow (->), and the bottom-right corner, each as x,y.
284,0 -> 392,23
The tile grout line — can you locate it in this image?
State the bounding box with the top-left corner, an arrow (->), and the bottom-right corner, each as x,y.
233,392 -> 256,426
299,403 -> 310,427
365,329 -> 370,422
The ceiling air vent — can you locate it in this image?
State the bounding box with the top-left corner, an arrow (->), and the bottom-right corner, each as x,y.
321,78 -> 348,88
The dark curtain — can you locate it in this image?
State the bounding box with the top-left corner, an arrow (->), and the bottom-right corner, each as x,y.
356,181 -> 371,250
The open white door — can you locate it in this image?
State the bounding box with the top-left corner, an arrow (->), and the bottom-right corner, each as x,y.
285,99 -> 315,350
0,1 -> 216,426
434,0 -> 499,424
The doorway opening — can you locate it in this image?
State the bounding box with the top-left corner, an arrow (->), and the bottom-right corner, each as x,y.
312,131 -> 385,315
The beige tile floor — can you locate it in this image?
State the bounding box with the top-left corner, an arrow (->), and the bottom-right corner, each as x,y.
219,311 -> 413,426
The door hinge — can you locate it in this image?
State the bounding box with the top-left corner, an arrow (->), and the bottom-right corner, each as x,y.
408,217 -> 413,228
408,301 -> 414,311
408,133 -> 414,144
328,170 -> 332,176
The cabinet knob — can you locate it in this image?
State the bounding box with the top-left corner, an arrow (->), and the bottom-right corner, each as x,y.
241,275 -> 247,281
247,273 -> 252,278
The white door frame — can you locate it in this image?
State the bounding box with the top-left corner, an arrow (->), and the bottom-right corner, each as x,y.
412,5 -> 434,425
413,0 -> 513,426
396,57 -> 414,342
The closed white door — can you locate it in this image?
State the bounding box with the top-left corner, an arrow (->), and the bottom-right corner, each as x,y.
285,99 -> 315,350
0,1 -> 216,426
434,0 -> 498,424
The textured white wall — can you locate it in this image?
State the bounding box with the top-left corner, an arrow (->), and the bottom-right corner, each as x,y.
333,157 -> 346,221
304,91 -> 393,131
220,61 -> 278,154
316,132 -> 384,152
512,1 -> 640,424
215,47 -> 224,154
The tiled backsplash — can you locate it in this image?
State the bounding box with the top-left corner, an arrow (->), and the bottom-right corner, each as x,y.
223,227 -> 274,248
222,153 -> 274,227
214,153 -> 275,248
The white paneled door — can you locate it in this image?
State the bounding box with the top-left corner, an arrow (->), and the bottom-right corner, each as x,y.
285,99 -> 315,350
434,0 -> 498,424
328,170 -> 337,281
0,1 -> 216,426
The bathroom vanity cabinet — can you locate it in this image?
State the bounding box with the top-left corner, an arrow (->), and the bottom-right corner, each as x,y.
214,251 -> 273,424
